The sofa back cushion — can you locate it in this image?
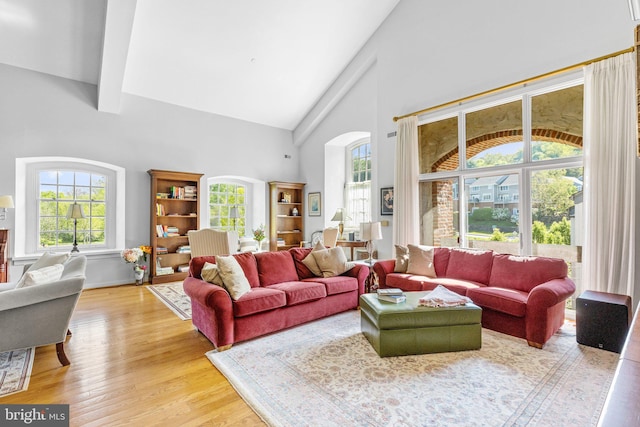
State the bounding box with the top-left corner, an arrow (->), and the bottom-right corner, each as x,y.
489,254 -> 568,292
445,248 -> 493,284
255,251 -> 298,286
433,247 -> 451,277
289,247 -> 315,279
189,252 -> 260,288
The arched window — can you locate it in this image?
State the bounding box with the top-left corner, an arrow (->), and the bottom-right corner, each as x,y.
16,157 -> 125,256
344,139 -> 371,228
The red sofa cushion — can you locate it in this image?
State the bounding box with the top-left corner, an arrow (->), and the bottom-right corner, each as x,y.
489,254 -> 568,292
302,276 -> 358,295
233,287 -> 287,317
386,274 -> 485,295
289,247 -> 315,279
255,251 -> 298,286
445,248 -> 493,284
268,281 -> 327,306
467,287 -> 528,317
433,247 -> 451,277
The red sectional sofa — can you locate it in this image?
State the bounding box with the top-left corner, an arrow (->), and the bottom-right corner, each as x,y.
373,247 -> 576,348
183,248 -> 369,350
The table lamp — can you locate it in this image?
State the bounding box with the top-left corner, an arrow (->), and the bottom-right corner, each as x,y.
230,206 -> 240,231
0,195 -> 14,221
331,208 -> 345,240
66,202 -> 85,253
360,221 -> 382,265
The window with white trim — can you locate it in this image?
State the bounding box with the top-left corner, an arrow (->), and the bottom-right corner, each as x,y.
16,157 -> 124,256
208,182 -> 247,236
344,140 -> 371,228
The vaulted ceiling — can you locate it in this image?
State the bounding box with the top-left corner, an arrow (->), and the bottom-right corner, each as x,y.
0,0 -> 400,130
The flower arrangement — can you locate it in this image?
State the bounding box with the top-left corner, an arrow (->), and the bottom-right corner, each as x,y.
122,246 -> 151,285
253,225 -> 266,243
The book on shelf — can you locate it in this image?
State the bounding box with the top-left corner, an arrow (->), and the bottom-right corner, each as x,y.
156,203 -> 166,216
176,245 -> 191,254
156,266 -> 174,276
156,224 -> 165,237
377,294 -> 406,304
377,288 -> 404,296
156,247 -> 168,254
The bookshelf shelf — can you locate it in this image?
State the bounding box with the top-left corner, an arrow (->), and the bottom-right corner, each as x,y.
148,169 -> 203,284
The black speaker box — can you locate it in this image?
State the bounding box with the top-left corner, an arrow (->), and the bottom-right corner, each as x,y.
576,290 -> 632,353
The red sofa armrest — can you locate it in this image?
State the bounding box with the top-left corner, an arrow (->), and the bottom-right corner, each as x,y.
342,263 -> 369,295
373,259 -> 396,288
526,277 -> 576,346
183,276 -> 234,348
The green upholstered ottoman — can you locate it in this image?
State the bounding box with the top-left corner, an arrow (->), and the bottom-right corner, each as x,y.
360,291 -> 482,357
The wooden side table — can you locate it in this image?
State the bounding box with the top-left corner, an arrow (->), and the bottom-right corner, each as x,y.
336,240 -> 367,260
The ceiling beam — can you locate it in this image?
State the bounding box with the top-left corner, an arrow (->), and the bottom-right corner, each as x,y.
97,0 -> 137,114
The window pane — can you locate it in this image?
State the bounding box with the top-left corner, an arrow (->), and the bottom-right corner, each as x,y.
531,85 -> 583,161
75,172 -> 90,186
419,116 -> 459,173
345,141 -> 372,227
91,174 -> 106,187
466,100 -> 522,169
465,173 -> 520,253
531,167 -> 583,294
58,171 -> 74,185
208,183 -> 247,236
419,179 -> 459,247
40,185 -> 57,199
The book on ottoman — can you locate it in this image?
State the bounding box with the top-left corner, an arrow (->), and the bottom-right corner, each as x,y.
377,288 -> 403,296
378,294 -> 406,304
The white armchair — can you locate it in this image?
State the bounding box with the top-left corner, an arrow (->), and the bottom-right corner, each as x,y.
0,255 -> 86,366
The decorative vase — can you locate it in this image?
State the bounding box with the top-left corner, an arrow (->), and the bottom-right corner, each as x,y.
134,267 -> 145,285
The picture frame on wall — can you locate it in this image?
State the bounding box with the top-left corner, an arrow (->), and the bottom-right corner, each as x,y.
308,192 -> 321,216
381,187 -> 394,215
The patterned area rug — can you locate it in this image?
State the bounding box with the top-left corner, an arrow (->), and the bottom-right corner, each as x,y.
147,282 -> 191,320
0,348 -> 35,397
207,310 -> 617,427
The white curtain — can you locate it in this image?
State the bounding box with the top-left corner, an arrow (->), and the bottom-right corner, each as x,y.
583,52 -> 637,296
393,116 -> 420,247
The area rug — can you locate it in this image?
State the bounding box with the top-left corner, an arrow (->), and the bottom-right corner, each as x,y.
207,310 -> 617,427
0,348 -> 35,397
147,282 -> 191,320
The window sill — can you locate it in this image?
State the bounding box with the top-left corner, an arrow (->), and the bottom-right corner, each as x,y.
12,249 -> 123,266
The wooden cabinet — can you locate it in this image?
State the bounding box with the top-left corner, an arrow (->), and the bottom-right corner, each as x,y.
0,229 -> 8,283
269,182 -> 305,251
148,169 -> 203,284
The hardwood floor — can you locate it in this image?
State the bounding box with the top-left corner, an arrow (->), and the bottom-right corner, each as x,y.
0,285 -> 265,426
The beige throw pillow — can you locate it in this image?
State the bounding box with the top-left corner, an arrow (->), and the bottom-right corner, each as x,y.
312,247 -> 355,278
394,245 -> 409,273
201,262 -> 224,287
19,264 -> 65,288
301,241 -> 325,277
406,244 -> 436,277
215,255 -> 251,300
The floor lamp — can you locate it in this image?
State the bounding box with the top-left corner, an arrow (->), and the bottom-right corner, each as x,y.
360,221 -> 382,265
331,208 -> 345,240
66,202 -> 85,253
230,206 -> 240,231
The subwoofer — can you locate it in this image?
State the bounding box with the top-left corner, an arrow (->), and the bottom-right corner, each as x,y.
576,290 -> 632,353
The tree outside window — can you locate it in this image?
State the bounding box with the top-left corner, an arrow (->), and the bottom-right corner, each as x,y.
209,183 -> 246,236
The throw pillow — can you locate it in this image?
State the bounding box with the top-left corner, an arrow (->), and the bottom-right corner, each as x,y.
201,262 -> 224,287
19,264 -> 65,288
394,245 -> 410,273
406,244 -> 436,277
14,252 -> 71,289
301,241 -> 325,277
312,247 -> 355,278
215,255 -> 251,300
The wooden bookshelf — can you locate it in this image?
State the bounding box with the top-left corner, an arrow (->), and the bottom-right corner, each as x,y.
269,182 -> 305,251
148,169 -> 203,284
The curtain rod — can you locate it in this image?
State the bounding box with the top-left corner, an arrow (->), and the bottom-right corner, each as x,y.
392,46 -> 635,122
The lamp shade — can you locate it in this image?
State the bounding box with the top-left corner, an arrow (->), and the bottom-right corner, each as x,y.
66,203 -> 86,220
360,222 -> 382,241
0,195 -> 14,209
229,206 -> 240,219
331,208 -> 344,222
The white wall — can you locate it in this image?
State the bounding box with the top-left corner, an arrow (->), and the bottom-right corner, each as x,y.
296,0 -> 637,267
0,63 -> 297,287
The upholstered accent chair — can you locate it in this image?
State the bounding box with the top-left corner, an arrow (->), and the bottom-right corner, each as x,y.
0,255 -> 87,366
188,228 -> 239,257
322,227 -> 339,247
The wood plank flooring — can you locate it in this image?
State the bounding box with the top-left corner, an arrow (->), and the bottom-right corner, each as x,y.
0,285 -> 265,426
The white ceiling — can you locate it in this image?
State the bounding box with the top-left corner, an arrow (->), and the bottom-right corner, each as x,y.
0,0 -> 399,130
